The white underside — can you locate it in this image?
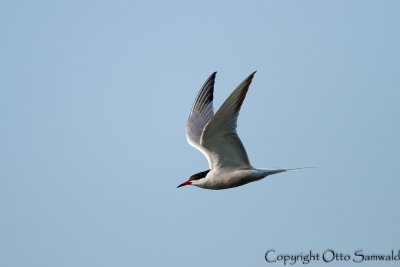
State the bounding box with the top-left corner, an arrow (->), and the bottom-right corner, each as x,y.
191,168 -> 288,190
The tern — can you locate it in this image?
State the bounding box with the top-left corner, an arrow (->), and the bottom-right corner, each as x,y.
178,72 -> 303,190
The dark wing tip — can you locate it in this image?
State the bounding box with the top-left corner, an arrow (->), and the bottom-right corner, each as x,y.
248,71 -> 257,80
205,72 -> 217,87
239,71 -> 256,88
209,72 -> 217,83
208,71 -> 217,80
188,71 -> 217,122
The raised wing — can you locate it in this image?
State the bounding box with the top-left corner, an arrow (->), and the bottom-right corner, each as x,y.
201,72 -> 256,169
185,72 -> 216,168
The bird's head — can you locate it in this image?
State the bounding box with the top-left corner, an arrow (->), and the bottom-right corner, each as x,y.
177,169 -> 210,188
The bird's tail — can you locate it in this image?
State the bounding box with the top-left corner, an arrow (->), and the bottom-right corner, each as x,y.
285,167 -> 315,171
259,167 -> 315,177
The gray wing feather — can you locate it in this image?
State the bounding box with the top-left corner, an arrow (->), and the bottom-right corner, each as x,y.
201,72 -> 256,169
185,72 -> 216,167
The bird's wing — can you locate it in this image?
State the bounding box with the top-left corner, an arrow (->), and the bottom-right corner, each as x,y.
200,72 -> 256,169
185,72 -> 216,168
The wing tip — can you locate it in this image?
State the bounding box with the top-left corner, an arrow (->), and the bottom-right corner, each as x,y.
244,71 -> 257,84
237,71 -> 256,89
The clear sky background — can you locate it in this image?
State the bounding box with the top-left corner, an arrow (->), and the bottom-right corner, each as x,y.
1,1 -> 399,266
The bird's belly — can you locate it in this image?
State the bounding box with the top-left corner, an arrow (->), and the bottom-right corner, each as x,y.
201,169 -> 261,190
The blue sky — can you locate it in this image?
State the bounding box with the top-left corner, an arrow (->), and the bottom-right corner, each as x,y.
1,1 -> 399,266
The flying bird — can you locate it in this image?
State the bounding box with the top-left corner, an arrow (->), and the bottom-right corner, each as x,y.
178,72 -> 303,190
